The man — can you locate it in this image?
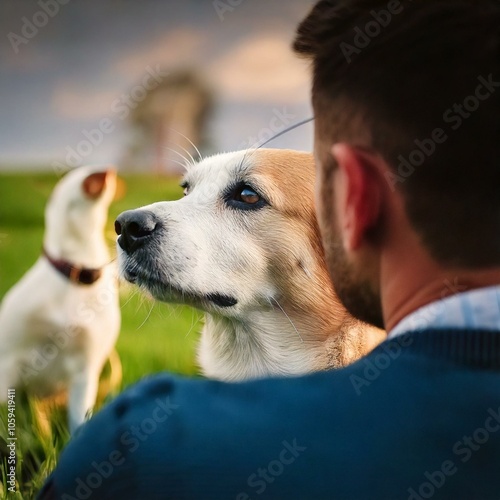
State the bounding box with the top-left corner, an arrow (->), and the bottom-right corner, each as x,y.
39,1 -> 500,498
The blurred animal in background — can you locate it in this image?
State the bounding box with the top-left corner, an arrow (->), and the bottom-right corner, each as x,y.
0,166 -> 122,433
115,149 -> 385,381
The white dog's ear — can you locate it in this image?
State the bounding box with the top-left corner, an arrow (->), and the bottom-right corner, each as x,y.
82,172 -> 107,199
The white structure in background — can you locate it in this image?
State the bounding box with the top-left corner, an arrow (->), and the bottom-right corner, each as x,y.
124,69 -> 215,174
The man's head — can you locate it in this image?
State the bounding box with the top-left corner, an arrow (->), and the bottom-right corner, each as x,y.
294,0 -> 500,328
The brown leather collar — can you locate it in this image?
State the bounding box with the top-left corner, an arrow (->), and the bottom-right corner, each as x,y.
43,248 -> 103,285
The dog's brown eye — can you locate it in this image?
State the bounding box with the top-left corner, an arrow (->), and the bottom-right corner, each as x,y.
237,186 -> 260,204
226,183 -> 266,210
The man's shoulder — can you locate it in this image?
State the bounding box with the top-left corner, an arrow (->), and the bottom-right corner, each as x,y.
57,330 -> 452,438
90,326 -> 500,424
41,330 -> 500,499
86,328 -> 500,440
54,335 -> 424,464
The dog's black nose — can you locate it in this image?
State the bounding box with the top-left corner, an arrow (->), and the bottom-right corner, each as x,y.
115,210 -> 159,253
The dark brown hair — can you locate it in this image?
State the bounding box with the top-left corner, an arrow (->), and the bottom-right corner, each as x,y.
294,0 -> 500,268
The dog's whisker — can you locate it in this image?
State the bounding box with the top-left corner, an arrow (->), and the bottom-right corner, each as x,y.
165,143 -> 196,168
168,157 -> 192,172
168,127 -> 203,162
257,117 -> 315,149
184,313 -> 200,338
106,257 -> 117,266
173,140 -> 197,166
136,300 -> 156,331
133,287 -> 149,314
269,297 -> 304,343
184,327 -> 195,339
120,287 -> 140,309
141,290 -> 156,311
164,147 -> 193,169
235,145 -> 259,178
161,302 -> 181,322
233,117 -> 315,185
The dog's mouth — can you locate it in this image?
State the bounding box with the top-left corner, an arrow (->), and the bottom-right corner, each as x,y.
123,266 -> 238,309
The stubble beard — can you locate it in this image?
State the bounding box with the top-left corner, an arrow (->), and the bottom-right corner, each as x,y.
319,186 -> 385,329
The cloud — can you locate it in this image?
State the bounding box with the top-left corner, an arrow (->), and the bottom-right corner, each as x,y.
0,45 -> 58,73
49,28 -> 209,122
48,29 -> 312,140
51,82 -> 120,120
112,28 -> 208,77
209,33 -> 310,104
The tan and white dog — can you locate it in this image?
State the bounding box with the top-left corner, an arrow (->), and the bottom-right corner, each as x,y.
115,149 -> 384,381
0,166 -> 121,432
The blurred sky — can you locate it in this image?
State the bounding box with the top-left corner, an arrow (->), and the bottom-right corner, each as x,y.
0,0 -> 316,171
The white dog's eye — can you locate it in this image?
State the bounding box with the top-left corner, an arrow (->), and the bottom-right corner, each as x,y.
238,186 -> 260,204
226,183 -> 266,211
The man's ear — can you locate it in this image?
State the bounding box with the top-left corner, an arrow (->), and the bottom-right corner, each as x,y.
331,143 -> 385,251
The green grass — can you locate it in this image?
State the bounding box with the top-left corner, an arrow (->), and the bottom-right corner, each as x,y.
0,171 -> 203,497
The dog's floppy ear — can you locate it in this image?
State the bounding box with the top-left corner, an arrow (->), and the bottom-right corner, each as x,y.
82,172 -> 108,199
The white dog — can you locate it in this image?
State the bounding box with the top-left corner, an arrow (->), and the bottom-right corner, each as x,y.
0,166 -> 121,432
115,149 -> 384,381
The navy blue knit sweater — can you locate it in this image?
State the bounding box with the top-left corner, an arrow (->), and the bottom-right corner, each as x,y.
39,330 -> 500,499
